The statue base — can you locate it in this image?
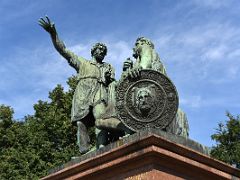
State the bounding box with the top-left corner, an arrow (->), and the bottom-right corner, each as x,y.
41,128 -> 240,179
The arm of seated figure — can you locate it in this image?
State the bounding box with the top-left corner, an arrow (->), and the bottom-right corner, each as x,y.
121,58 -> 141,79
38,16 -> 85,72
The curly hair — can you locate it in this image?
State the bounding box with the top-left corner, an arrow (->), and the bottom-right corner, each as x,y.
135,37 -> 154,49
133,37 -> 155,58
91,43 -> 107,57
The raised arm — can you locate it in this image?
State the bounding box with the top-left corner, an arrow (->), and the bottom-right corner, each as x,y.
38,16 -> 81,72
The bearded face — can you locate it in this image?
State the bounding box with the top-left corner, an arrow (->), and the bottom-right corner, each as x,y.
93,47 -> 106,62
133,40 -> 144,58
91,43 -> 107,62
133,37 -> 154,59
136,89 -> 153,116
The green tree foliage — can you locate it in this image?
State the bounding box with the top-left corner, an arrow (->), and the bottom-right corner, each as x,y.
0,76 -> 85,179
211,112 -> 240,168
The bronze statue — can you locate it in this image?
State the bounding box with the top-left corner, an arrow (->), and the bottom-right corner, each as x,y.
96,37 -> 188,137
39,16 -> 115,153
133,37 -> 167,74
124,37 -> 189,137
39,16 -> 189,154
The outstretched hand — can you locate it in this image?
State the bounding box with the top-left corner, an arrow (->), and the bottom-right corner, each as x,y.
38,16 -> 56,35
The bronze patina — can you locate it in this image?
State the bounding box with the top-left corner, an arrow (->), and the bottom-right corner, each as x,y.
39,17 -> 188,154
116,69 -> 178,131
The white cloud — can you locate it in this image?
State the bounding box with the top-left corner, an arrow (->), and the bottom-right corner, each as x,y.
228,49 -> 240,59
155,35 -> 173,48
228,66 -> 239,78
0,44 -> 75,118
69,44 -> 92,59
0,1 -> 38,25
107,41 -> 132,79
202,45 -> 227,61
192,0 -> 231,9
180,95 -> 202,108
181,94 -> 240,110
153,22 -> 240,85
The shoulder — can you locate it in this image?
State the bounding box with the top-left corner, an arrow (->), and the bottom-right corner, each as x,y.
77,56 -> 88,64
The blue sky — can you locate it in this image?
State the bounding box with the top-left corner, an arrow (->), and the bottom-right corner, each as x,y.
0,0 -> 240,147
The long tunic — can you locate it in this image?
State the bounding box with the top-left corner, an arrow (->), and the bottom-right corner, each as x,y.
58,48 -> 114,122
71,58 -> 114,122
51,36 -> 114,123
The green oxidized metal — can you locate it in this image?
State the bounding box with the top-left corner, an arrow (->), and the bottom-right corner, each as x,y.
116,69 -> 179,132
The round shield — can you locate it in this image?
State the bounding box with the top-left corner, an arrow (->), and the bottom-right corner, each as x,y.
116,69 -> 179,132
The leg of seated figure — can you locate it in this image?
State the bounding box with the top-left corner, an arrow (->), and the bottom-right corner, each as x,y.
96,117 -> 134,135
95,127 -> 108,149
95,117 -> 122,131
117,122 -> 135,136
96,117 -> 134,140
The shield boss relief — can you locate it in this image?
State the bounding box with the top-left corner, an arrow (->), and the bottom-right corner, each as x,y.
116,70 -> 179,131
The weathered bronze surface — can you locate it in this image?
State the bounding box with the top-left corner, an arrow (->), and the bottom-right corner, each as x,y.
116,70 -> 178,131
39,17 -> 188,154
39,16 -> 115,153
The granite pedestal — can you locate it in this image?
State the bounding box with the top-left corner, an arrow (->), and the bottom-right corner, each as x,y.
42,129 -> 240,180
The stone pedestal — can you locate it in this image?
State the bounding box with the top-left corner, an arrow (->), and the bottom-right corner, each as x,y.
42,129 -> 240,180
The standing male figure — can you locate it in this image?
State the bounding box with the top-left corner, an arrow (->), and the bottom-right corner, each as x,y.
39,16 -> 115,153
